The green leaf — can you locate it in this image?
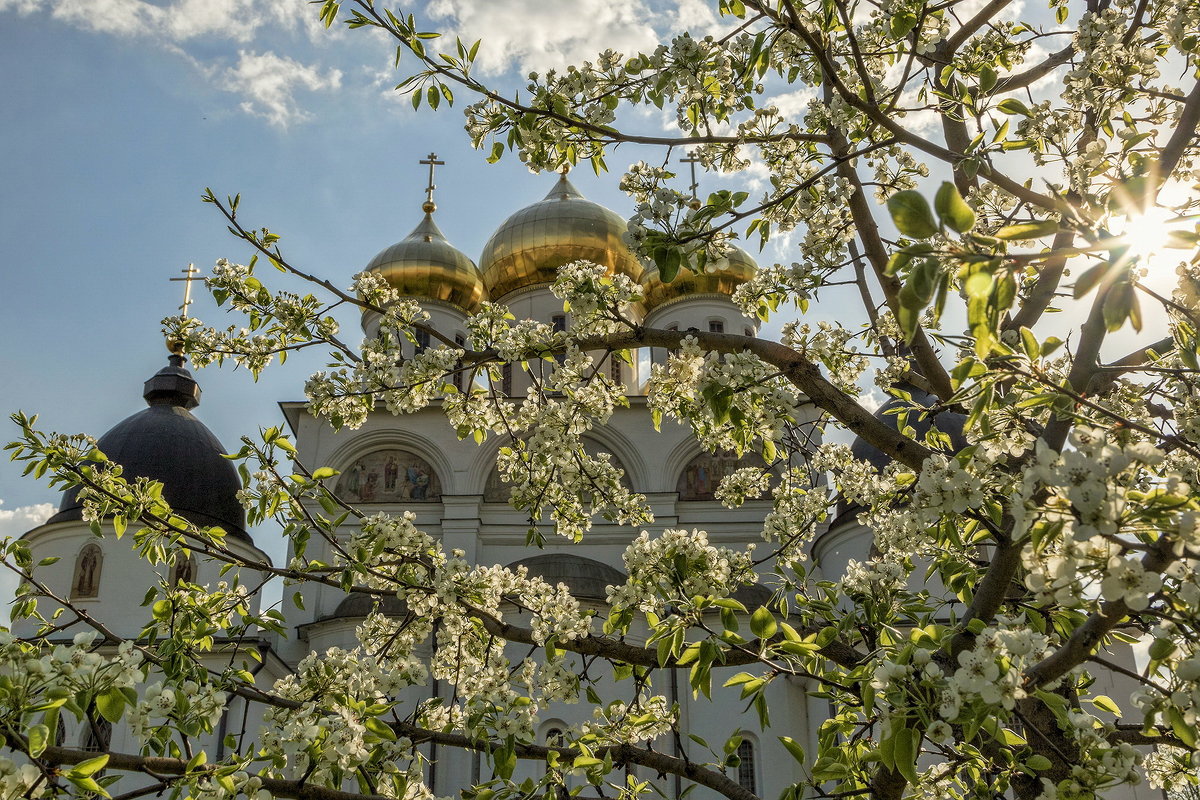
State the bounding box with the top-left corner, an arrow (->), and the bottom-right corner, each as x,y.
995,220 -> 1059,240
1073,263 -> 1109,299
1091,695 -> 1121,715
1019,327 -> 1040,360
95,689 -> 126,723
934,182 -> 975,233
749,606 -> 777,639
888,190 -> 939,238
893,728 -> 919,784
27,723 -> 49,757
1027,754 -> 1052,771
778,736 -> 806,764
997,98 -> 1031,116
70,754 -> 110,777
311,466 -> 338,480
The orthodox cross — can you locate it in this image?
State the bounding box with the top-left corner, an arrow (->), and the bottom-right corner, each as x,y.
420,152 -> 444,210
169,263 -> 202,318
681,152 -> 703,208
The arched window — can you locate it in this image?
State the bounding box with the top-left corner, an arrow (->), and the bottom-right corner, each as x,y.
171,554 -> 197,586
609,353 -> 623,384
81,715 -> 112,752
71,544 -> 103,599
736,740 -> 757,794
502,362 -> 513,396
708,319 -> 725,334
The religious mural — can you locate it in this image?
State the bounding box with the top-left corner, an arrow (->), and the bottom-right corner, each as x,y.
336,449 -> 442,503
484,441 -> 630,502
677,452 -> 769,501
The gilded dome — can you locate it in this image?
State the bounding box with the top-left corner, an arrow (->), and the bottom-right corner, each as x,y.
480,175 -> 643,300
364,212 -> 486,314
640,244 -> 758,313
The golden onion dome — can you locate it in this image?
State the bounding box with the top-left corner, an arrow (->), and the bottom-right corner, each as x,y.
639,244 -> 758,313
364,211 -> 486,314
480,174 -> 643,300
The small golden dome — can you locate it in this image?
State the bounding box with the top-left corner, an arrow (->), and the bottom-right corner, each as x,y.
364,213 -> 486,314
480,175 -> 643,300
640,245 -> 758,313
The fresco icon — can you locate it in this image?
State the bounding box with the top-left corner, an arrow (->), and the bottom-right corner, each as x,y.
337,449 -> 442,503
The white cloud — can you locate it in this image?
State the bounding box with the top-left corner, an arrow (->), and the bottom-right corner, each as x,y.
220,49 -> 342,128
426,0 -> 661,75
0,501 -> 55,605
2,0 -> 343,126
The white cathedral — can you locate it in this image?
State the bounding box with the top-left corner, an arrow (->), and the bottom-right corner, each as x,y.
18,171 -> 1153,799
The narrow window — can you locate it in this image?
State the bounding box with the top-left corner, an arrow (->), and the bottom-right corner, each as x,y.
502,363 -> 513,396
552,315 -> 567,332
72,544 -> 102,599
736,740 -> 756,794
744,326 -> 754,338
544,728 -> 564,775
610,353 -> 622,384
414,329 -> 431,354
172,554 -> 197,586
453,333 -> 466,391
82,715 -> 112,752
708,320 -> 725,334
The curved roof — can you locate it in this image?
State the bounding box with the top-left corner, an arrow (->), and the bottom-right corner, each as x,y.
641,245 -> 757,314
508,553 -> 627,602
849,385 -> 968,471
480,175 -> 643,300
364,212 -> 486,314
327,593 -> 409,619
48,357 -> 250,541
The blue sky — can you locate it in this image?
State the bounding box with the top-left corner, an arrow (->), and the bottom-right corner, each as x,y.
0,0 -> 784,546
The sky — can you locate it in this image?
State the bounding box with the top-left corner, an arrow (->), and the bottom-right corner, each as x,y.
0,0 -> 799,564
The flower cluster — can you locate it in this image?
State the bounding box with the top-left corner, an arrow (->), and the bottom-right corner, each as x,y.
608,528 -> 755,614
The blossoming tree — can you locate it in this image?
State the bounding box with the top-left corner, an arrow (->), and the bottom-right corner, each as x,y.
5,0 -> 1200,798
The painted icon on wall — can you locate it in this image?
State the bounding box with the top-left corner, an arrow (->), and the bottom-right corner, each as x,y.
484,440 -> 630,502
677,452 -> 769,501
337,449 -> 442,502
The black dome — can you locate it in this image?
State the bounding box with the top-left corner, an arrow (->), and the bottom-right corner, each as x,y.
849,386 -> 967,471
48,357 -> 250,541
507,554 -> 627,602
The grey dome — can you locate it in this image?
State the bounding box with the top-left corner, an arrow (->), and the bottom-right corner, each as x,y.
48,357 -> 250,541
849,386 -> 967,471
508,554 -> 627,602
328,593 -> 408,619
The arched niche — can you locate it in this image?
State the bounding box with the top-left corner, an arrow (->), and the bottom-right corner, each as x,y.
336,448 -> 443,503
71,543 -> 103,599
484,439 -> 632,503
676,451 -> 769,502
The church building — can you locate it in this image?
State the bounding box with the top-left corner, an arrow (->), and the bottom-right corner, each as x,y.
17,165 -> 1154,799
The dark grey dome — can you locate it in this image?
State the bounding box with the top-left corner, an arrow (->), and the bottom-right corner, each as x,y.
328,593 -> 408,619
508,554 -> 627,602
732,583 -> 772,610
849,385 -> 967,471
48,356 -> 250,541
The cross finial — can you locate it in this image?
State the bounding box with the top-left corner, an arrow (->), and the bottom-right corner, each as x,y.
681,152 -> 703,209
169,264 -> 202,319
420,152 -> 444,213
